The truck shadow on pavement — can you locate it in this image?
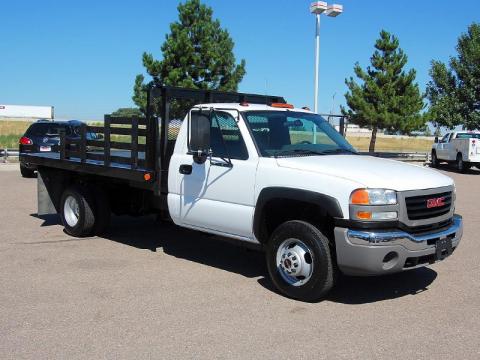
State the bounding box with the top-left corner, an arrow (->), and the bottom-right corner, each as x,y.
101,216 -> 441,304
31,213 -> 438,304
257,268 -> 437,304
430,164 -> 480,175
97,215 -> 267,279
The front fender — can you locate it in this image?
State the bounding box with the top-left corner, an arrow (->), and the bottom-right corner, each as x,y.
253,187 -> 343,241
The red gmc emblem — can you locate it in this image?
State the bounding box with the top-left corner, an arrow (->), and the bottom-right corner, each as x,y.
426,197 -> 446,208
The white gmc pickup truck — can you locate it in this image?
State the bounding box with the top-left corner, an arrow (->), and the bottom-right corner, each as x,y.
21,86 -> 463,301
432,131 -> 480,172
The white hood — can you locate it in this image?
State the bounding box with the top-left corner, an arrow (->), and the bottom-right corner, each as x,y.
275,155 -> 454,191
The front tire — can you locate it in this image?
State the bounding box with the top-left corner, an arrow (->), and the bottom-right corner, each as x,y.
266,220 -> 335,302
60,186 -> 95,237
431,151 -> 438,168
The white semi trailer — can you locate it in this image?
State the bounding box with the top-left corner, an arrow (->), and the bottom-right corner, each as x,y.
0,104 -> 54,119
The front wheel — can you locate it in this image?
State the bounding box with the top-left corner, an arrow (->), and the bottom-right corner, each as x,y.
431,151 -> 438,168
266,220 -> 336,302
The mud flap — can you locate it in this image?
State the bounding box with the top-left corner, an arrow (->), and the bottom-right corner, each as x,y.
38,170 -> 57,216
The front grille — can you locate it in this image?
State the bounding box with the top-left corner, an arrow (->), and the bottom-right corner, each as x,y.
405,218 -> 453,235
405,191 -> 452,220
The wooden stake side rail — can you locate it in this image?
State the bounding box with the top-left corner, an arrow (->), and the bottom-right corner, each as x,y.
59,115 -> 150,171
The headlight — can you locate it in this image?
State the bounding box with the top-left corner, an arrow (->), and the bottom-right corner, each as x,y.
350,189 -> 398,221
350,189 -> 397,205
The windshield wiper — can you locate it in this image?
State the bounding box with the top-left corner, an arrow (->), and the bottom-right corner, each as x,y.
273,148 -> 357,157
273,149 -> 326,158
319,148 -> 357,155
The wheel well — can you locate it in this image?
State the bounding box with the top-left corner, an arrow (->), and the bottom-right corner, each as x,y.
256,198 -> 335,245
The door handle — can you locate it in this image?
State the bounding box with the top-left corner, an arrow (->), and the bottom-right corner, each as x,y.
179,164 -> 193,175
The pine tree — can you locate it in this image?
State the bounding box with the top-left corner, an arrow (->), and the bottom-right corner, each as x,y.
427,23 -> 480,130
133,0 -> 246,115
342,30 -> 425,152
110,108 -> 143,117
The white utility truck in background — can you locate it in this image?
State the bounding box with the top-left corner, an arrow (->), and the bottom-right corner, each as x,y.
21,86 -> 463,301
432,131 -> 480,172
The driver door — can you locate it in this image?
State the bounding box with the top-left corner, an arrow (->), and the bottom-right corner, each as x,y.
177,109 -> 258,240
437,133 -> 451,160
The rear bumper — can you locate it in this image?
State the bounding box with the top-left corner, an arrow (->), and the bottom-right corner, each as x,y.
334,215 -> 463,276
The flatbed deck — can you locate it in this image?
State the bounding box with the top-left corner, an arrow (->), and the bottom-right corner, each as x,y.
22,151 -> 154,184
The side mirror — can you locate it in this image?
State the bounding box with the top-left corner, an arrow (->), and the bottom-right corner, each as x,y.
434,136 -> 439,143
189,111 -> 211,164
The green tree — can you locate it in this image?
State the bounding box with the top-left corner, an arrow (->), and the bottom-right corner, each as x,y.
342,30 -> 425,152
133,0 -> 246,115
426,23 -> 480,130
110,107 -> 143,117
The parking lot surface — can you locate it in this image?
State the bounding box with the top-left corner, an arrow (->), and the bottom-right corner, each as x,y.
0,163 -> 479,359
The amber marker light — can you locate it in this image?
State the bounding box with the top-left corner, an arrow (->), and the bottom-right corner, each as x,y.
356,211 -> 372,220
350,189 -> 370,205
270,103 -> 294,109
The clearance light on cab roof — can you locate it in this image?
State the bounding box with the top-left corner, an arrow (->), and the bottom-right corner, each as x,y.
270,103 -> 294,109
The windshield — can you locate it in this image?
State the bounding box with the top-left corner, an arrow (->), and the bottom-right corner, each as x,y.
243,111 -> 356,157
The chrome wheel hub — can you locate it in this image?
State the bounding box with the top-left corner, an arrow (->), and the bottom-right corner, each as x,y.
276,238 -> 314,287
64,195 -> 80,227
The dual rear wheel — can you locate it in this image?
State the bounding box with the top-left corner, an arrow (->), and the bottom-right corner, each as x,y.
60,185 -> 110,237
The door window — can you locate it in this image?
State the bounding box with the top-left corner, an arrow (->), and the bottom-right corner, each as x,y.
440,134 -> 450,143
210,111 -> 248,160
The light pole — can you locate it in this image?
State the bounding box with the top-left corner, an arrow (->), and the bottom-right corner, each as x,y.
310,2 -> 343,114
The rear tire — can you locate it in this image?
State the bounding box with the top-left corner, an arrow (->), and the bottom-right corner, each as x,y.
266,220 -> 336,302
20,164 -> 35,178
60,186 -> 95,237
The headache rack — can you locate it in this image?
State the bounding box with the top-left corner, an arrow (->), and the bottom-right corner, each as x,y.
46,85 -> 286,192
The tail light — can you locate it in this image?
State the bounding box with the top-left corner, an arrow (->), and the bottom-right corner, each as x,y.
19,136 -> 33,145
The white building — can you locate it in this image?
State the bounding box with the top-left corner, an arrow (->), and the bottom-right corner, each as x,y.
0,104 -> 54,119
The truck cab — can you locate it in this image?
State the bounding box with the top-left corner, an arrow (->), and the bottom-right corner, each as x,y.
21,86 -> 463,301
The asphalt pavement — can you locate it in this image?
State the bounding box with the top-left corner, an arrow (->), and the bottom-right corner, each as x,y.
0,163 -> 479,359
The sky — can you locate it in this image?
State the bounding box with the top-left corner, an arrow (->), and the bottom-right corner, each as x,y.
0,0 -> 478,120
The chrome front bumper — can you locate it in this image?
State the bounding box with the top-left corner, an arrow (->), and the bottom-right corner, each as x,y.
334,215 -> 463,276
